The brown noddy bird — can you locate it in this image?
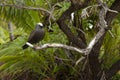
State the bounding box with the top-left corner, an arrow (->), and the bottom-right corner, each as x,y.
22,23 -> 45,49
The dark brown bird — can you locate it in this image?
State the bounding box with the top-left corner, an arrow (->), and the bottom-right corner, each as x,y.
22,23 -> 45,49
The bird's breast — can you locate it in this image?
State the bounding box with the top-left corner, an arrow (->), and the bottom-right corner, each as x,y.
28,29 -> 45,44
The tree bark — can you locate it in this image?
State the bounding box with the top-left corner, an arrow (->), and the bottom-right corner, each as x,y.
57,0 -> 90,49
57,0 -> 120,79
105,60 -> 120,79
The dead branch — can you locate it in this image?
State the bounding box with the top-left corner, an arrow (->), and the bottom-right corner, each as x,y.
0,4 -> 50,14
0,3 -> 55,23
25,42 -> 86,54
86,0 -> 120,79
85,1 -> 110,79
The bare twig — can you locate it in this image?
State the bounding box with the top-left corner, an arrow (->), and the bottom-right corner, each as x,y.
100,71 -> 107,80
75,56 -> 85,66
0,4 -> 51,14
81,5 -> 98,19
0,3 -> 55,21
47,3 -> 58,28
54,56 -> 72,61
45,0 -> 52,9
107,8 -> 118,13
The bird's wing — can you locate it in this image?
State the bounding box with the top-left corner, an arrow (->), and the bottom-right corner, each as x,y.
27,30 -> 36,42
27,29 -> 45,44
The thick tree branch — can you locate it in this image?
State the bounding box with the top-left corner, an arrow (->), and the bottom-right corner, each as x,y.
106,60 -> 120,79
57,0 -> 90,49
25,42 -> 86,54
105,0 -> 120,26
86,1 -> 116,79
87,0 -> 120,79
102,0 -> 120,79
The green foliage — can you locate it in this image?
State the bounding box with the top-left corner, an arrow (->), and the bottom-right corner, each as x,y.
0,0 -> 120,79
112,72 -> 120,80
103,0 -> 115,6
0,0 -> 70,78
0,20 -> 70,79
53,1 -> 70,20
0,0 -> 48,31
0,27 -> 9,44
100,19 -> 120,70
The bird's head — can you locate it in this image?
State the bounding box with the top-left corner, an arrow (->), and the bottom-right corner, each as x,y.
35,22 -> 44,29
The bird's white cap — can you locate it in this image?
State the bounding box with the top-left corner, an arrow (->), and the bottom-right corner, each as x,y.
37,22 -> 43,26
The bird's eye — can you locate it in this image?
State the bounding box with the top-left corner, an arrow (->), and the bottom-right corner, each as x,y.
39,25 -> 44,29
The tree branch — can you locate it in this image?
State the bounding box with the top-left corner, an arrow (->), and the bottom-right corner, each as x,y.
57,0 -> 90,49
0,3 -> 56,23
86,1 -> 111,79
105,60 -> 120,79
0,3 -> 51,14
87,0 -> 120,79
25,42 -> 86,54
105,0 -> 120,26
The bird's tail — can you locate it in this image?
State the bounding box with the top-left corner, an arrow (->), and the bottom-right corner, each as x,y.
22,44 -> 28,49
